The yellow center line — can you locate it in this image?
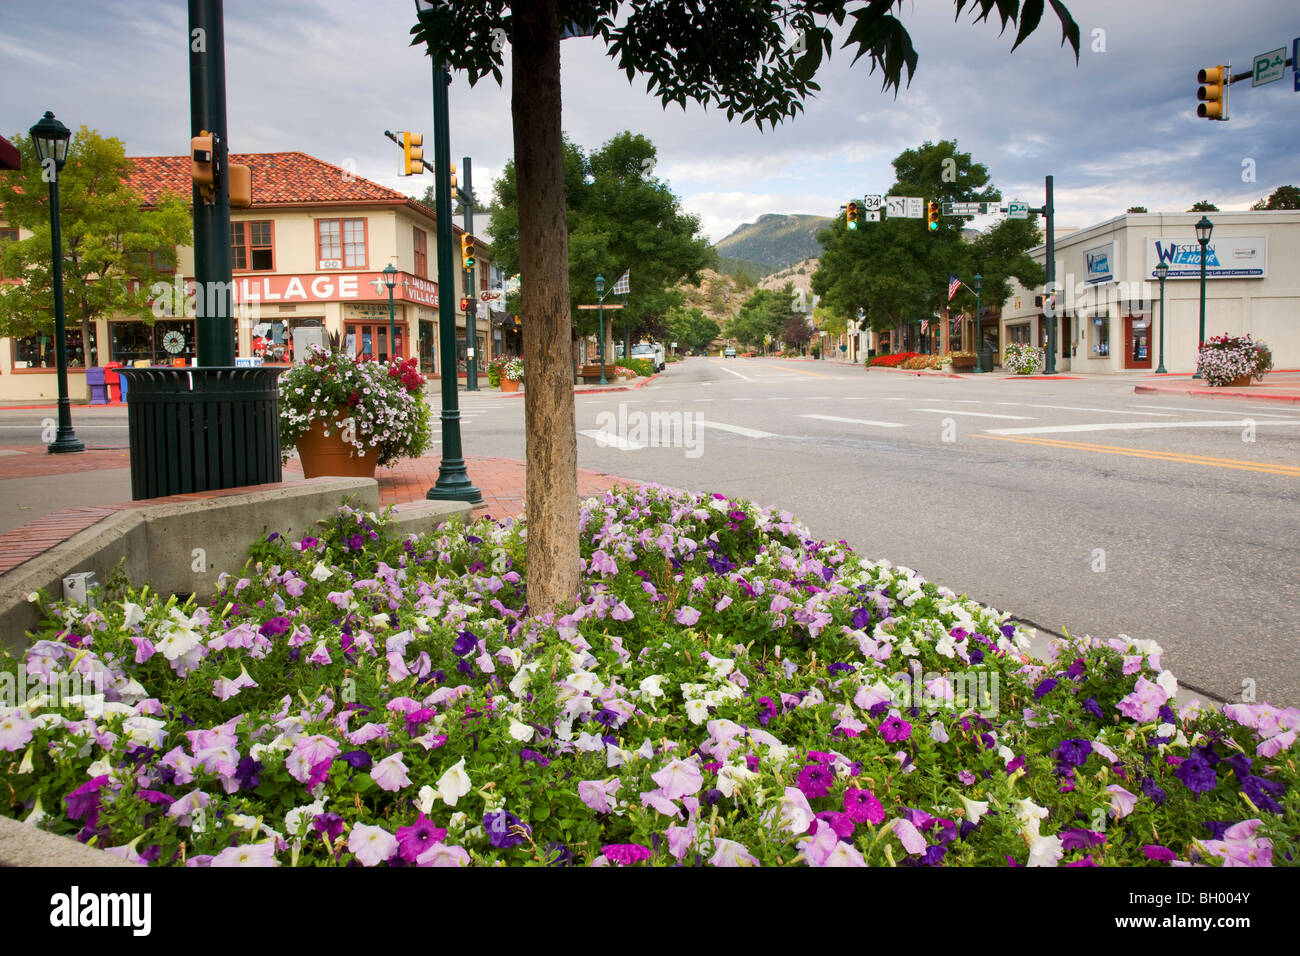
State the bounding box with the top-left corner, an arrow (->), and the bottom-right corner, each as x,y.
975,434 -> 1300,476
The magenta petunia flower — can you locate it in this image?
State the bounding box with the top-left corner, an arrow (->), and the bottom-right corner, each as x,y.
796,763 -> 835,800
396,813 -> 448,862
1143,844 -> 1177,862
602,843 -> 652,866
843,788 -> 885,825
879,714 -> 912,743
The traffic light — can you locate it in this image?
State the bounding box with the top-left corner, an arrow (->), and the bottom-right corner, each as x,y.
449,162 -> 458,200
191,133 -> 214,202
460,233 -> 476,269
1196,66 -> 1228,120
459,296 -> 471,312
927,201 -> 940,231
845,200 -> 859,230
401,131 -> 424,175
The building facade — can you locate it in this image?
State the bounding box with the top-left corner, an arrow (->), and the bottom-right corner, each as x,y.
1000,210 -> 1299,374
1,151 -> 506,402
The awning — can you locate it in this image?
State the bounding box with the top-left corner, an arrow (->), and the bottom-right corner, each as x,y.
0,135 -> 21,171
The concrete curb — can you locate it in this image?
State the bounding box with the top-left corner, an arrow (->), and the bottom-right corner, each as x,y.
494,372 -> 660,398
0,815 -> 138,867
1133,384 -> 1300,404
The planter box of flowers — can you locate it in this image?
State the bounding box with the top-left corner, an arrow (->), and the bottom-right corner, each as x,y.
3,487 -> 1295,867
1196,334 -> 1272,387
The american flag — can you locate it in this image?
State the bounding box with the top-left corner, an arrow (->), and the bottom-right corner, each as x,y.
611,269 -> 630,295
921,318 -> 929,334
948,274 -> 961,300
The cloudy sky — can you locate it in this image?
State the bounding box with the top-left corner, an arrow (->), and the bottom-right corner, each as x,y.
3,0 -> 1297,242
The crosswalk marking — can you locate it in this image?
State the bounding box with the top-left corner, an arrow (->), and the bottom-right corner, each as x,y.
701,420 -> 776,439
915,408 -> 1035,420
801,414 -> 908,428
577,429 -> 645,450
713,364 -> 752,381
1129,403 -> 1297,419
985,419 -> 1300,436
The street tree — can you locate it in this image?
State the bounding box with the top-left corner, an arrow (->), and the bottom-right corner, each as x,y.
666,305 -> 721,352
1188,200 -> 1219,212
488,131 -> 713,347
814,139 -> 1042,351
1250,185 -> 1300,210
0,128 -> 191,362
1126,206 -> 1148,213
411,0 -> 1080,615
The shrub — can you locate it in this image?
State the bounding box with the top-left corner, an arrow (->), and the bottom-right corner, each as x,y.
620,357 -> 655,377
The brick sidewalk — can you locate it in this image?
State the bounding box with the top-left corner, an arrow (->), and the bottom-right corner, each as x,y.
0,449 -> 638,576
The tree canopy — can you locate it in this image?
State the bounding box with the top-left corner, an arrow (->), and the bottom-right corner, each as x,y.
665,305 -> 721,352
0,128 -> 191,354
488,130 -> 714,339
812,139 -> 1043,336
1250,185 -> 1300,211
1188,200 -> 1219,212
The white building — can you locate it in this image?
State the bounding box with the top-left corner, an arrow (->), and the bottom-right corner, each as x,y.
1000,210 -> 1299,373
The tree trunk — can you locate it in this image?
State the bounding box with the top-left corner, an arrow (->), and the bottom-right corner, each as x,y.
513,0 -> 579,616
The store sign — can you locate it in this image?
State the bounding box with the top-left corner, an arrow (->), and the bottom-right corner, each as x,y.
1145,237 -> 1267,279
1084,242 -> 1114,285
169,272 -> 440,308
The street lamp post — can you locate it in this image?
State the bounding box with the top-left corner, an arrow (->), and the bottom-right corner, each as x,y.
972,273 -> 984,373
595,273 -> 608,385
370,263 -> 399,361
1193,215 -> 1213,378
30,111 -> 84,454
1154,260 -> 1168,374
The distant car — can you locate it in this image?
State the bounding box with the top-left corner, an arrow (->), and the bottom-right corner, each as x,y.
724,346 -> 737,357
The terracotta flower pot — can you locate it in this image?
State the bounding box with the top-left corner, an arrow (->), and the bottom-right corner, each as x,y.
1227,374 -> 1253,387
293,417 -> 379,479
501,378 -> 520,393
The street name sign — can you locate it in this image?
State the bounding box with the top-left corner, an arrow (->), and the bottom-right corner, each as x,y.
1253,47 -> 1286,86
945,202 -> 984,215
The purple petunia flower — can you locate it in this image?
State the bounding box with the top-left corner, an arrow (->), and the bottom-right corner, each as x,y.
259,616 -> 291,638
313,812 -> 345,842
879,714 -> 912,743
757,696 -> 778,727
843,788 -> 885,825
339,750 -> 373,770
1241,775 -> 1284,814
396,813 -> 448,863
603,843 -> 652,866
796,763 -> 835,800
452,631 -> 477,656
1059,828 -> 1106,851
65,775 -> 110,822
1175,754 -> 1218,794
1083,697 -> 1105,721
1033,678 -> 1058,701
546,842 -> 574,866
1143,844 -> 1177,862
815,811 -> 855,841
1140,776 -> 1167,806
1056,739 -> 1093,768
484,810 -> 528,849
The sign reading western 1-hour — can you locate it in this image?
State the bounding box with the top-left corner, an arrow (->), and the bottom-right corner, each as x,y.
1252,47 -> 1286,86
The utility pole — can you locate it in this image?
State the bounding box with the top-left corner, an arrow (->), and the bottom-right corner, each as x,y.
1036,175 -> 1058,375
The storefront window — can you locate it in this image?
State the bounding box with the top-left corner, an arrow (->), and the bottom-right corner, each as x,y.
1089,314 -> 1111,358
109,320 -> 196,366
419,320 -> 436,373
1009,324 -> 1030,345
12,325 -> 98,368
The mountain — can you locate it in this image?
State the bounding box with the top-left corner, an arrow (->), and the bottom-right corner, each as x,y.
713,213 -> 832,277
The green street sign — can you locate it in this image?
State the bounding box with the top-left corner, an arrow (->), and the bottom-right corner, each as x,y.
1253,47 -> 1286,86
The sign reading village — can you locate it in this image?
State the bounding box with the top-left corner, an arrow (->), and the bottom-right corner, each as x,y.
1146,237 -> 1267,280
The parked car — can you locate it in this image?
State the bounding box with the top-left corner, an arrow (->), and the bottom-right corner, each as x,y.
630,342 -> 665,371
724,346 -> 737,357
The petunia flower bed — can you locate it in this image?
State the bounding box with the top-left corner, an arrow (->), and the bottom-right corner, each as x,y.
1,487 -> 1296,867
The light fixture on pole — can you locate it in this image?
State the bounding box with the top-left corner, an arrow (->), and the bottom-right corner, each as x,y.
1193,216 -> 1213,379
1154,260 -> 1168,374
370,262 -> 399,361
972,273 -> 984,372
595,273 -> 608,385
30,111 -> 84,454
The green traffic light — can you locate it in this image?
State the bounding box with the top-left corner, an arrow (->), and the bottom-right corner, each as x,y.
928,222 -> 938,231
848,221 -> 857,230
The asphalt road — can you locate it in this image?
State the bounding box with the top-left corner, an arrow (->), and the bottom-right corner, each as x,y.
457,356 -> 1300,709
2,358 -> 1297,707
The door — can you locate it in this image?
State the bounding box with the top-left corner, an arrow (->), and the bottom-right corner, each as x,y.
1125,316 -> 1152,369
345,323 -> 404,362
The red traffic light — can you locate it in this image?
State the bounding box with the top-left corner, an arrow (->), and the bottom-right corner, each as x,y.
459,297 -> 471,311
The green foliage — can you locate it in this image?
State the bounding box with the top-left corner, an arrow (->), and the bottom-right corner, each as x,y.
620,356 -> 655,377
726,282 -> 800,351
666,305 -> 721,352
1187,201 -> 1219,212
813,139 -> 1043,333
1126,206 -> 1148,214
1250,185 -> 1300,211
488,131 -> 714,339
0,127 -> 192,344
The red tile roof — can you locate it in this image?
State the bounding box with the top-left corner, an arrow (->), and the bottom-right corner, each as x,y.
128,151 -> 448,227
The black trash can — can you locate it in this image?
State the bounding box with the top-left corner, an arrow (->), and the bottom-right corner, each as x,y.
978,347 -> 995,373
117,367 -> 285,500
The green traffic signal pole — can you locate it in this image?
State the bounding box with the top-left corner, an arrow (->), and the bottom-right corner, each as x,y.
462,155 -> 478,391
1155,262 -> 1168,374
425,64 -> 481,504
